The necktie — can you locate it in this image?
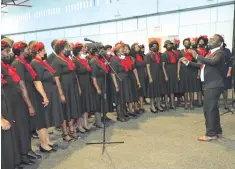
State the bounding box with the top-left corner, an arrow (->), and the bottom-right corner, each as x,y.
200,50 -> 211,70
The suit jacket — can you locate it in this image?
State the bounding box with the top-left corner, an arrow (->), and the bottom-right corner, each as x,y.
188,48 -> 224,90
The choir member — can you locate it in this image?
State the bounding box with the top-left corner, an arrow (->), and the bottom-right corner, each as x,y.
28,40 -> 40,139
104,44 -> 115,115
124,44 -> 141,116
46,39 -> 58,65
130,43 -> 146,113
52,40 -> 81,141
190,37 -> 198,50
172,39 -> 184,105
196,35 -> 209,106
2,40 -> 38,166
197,35 -> 208,57
1,87 -> 22,169
221,43 -> 232,109
89,46 -> 110,127
30,42 -> 64,152
162,40 -> 179,109
110,42 -> 131,122
145,40 -> 166,112
178,38 -> 199,110
139,44 -> 149,105
72,42 -> 96,131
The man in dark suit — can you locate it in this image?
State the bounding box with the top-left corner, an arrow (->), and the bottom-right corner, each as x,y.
181,34 -> 225,141
46,39 -> 58,65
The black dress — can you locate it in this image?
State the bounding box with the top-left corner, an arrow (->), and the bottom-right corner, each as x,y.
162,51 -> 179,94
178,49 -> 199,93
135,54 -> 147,97
30,60 -> 64,128
145,52 -> 167,98
1,88 -> 21,169
90,57 -> 110,113
52,56 -> 82,120
11,59 -> 41,131
2,67 -> 28,165
223,48 -> 232,90
73,57 -> 97,113
127,56 -> 138,102
110,57 -> 131,105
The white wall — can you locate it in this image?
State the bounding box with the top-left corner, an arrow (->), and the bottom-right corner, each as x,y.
8,4 -> 234,54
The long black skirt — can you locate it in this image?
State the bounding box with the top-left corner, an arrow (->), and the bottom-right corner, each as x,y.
178,65 -> 200,93
1,92 -> 21,169
114,73 -> 132,105
93,76 -> 109,113
61,72 -> 82,120
79,73 -> 97,113
147,64 -> 167,98
166,64 -> 179,94
35,82 -> 64,129
128,71 -> 138,102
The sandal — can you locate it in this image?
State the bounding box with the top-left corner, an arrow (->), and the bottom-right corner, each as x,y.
69,131 -> 78,140
62,133 -> 73,142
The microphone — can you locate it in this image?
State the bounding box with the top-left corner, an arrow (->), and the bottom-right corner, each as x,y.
84,38 -> 96,43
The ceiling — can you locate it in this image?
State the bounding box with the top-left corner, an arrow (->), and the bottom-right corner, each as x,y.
1,0 -> 19,4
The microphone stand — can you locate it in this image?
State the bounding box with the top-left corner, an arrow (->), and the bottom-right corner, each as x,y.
85,41 -> 124,155
221,56 -> 235,116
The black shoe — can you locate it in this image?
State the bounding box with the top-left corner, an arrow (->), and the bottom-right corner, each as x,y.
124,115 -> 130,121
39,146 -> 53,153
156,107 -> 164,112
28,150 -> 42,159
32,131 -> 39,139
49,144 -> 58,149
139,108 -> 145,113
117,117 -> 127,122
170,105 -> 176,110
128,112 -> 137,117
150,108 -> 158,113
20,159 -> 35,165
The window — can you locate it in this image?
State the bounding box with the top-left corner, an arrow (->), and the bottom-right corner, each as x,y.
86,0 -> 89,8
80,1 -> 83,9
90,0 -> 92,7
96,0 -> 99,6
83,0 -> 86,8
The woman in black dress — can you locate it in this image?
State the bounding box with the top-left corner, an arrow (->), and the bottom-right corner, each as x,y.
222,43 -> 232,109
111,43 -> 132,122
12,41 -> 55,153
177,38 -> 199,110
124,44 -> 141,116
130,43 -> 146,112
162,40 -> 179,109
73,42 -> 96,131
145,40 -> 166,112
30,42 -> 64,151
196,36 -> 208,106
52,40 -> 81,141
89,47 -> 110,127
2,40 -> 36,166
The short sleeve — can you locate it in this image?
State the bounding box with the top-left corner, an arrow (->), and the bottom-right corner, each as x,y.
144,54 -> 151,64
161,53 -> 167,63
90,60 -> 97,78
31,62 -> 44,81
52,60 -> 62,77
12,61 -> 25,81
110,58 -> 118,73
